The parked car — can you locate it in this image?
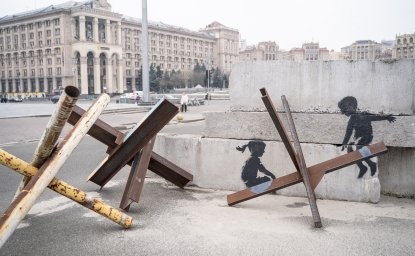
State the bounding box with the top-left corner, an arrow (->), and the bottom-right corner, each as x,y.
51,95 -> 60,103
8,97 -> 23,102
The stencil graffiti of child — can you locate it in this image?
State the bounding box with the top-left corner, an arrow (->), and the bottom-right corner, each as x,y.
338,96 -> 395,178
236,140 -> 276,187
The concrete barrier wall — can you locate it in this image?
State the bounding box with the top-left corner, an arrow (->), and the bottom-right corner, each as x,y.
203,112 -> 415,147
378,147 -> 415,197
230,60 -> 415,115
154,134 -> 382,203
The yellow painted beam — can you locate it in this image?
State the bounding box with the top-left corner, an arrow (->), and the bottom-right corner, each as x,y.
0,149 -> 132,229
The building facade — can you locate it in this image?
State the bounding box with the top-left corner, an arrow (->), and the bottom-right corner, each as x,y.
278,42 -> 329,61
200,22 -> 239,74
393,33 -> 414,59
239,41 -> 279,62
0,0 -> 238,96
341,40 -> 382,61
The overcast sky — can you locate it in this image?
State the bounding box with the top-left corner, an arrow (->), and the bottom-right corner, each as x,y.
1,0 -> 414,51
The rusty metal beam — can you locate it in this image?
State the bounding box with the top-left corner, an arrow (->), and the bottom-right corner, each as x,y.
68,105 -> 193,188
281,95 -> 322,228
68,105 -> 124,153
260,88 -> 300,172
0,94 -> 110,248
227,142 -> 388,206
88,99 -> 179,187
0,149 -> 132,229
148,152 -> 193,188
120,138 -> 155,211
15,86 -> 80,196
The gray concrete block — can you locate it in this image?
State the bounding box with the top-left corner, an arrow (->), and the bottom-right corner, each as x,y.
229,60 -> 415,115
379,147 -> 415,197
203,111 -> 415,147
154,134 -> 381,203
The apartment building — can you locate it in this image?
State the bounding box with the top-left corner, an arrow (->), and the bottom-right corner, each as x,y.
341,40 -> 382,61
393,33 -> 414,59
0,0 -> 238,96
239,41 -> 279,62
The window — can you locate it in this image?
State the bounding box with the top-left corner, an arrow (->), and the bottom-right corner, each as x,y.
56,67 -> 61,75
47,58 -> 52,65
39,68 -> 43,76
45,20 -> 50,27
38,31 -> 42,38
48,68 -> 52,75
56,58 -> 61,64
54,18 -> 60,26
46,30 -> 51,37
55,38 -> 60,45
29,33 -> 34,39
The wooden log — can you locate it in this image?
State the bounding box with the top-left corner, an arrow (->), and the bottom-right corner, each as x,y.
15,86 -> 80,196
0,149 -> 132,228
0,94 -> 110,248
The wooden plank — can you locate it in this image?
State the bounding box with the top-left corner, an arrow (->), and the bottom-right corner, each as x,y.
227,142 -> 388,206
120,138 -> 155,211
260,88 -> 300,172
87,99 -> 179,187
281,95 -> 322,228
69,104 -> 192,187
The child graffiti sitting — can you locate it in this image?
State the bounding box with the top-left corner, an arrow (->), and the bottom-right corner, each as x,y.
338,96 -> 395,178
236,140 -> 276,187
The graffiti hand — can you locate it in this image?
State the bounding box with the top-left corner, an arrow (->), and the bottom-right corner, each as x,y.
387,116 -> 396,123
341,145 -> 346,151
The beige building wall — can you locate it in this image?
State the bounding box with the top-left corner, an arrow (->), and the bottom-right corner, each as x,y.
239,41 -> 278,62
0,0 -> 234,95
341,40 -> 382,61
121,18 -> 215,91
393,33 -> 415,59
200,22 -> 239,74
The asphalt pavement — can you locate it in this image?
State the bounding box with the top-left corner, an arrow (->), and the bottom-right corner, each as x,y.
0,100 -> 414,255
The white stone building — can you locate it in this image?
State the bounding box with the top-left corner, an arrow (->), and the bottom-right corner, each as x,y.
341,40 -> 382,61
239,41 -> 279,62
0,0 -> 238,96
393,33 -> 415,59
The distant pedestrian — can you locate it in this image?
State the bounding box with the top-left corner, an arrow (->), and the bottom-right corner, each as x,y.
236,140 -> 276,187
338,96 -> 395,178
180,92 -> 189,112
